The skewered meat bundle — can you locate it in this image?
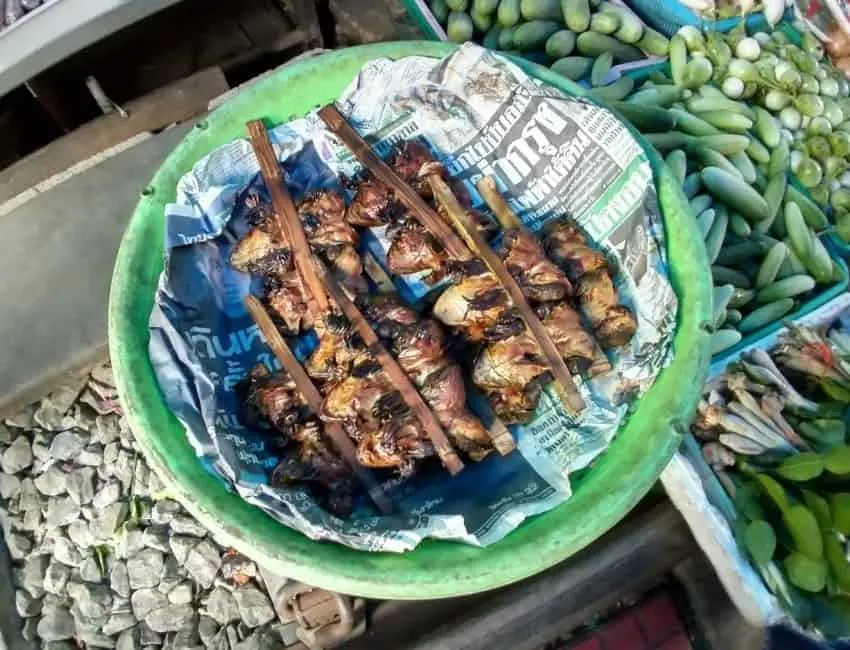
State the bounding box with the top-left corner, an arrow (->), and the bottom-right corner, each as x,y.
230,189 -> 367,333
343,142 -> 493,281
321,347 -> 437,476
545,222 -> 638,349
230,197 -> 311,335
363,296 -> 494,460
333,139 -> 601,422
500,228 -> 572,304
298,190 -> 367,296
242,365 -> 355,514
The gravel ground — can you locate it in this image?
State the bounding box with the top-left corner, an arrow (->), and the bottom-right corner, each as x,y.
0,362 -> 295,648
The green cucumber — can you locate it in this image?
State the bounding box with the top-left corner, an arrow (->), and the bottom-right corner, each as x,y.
729,151 -> 757,184
498,25 -> 518,48
689,194 -> 713,216
576,31 -> 642,62
754,106 -> 781,148
785,202 -> 813,262
698,111 -> 754,134
730,212 -> 752,237
471,10 -> 494,31
756,242 -> 788,288
715,241 -> 769,266
757,173 -> 787,235
683,172 -> 702,199
430,0 -> 451,22
561,0 -> 590,31
588,76 -> 635,102
695,148 -> 744,180
550,56 -> 592,80
446,0 -> 469,9
520,0 -> 562,19
482,25 -> 503,49
686,96 -> 755,120
610,102 -> 675,132
698,134 -> 751,156
590,52 -> 613,86
705,205 -> 728,264
589,12 -> 619,34
545,30 -> 576,58
667,108 -> 720,136
728,287 -> 756,308
713,284 -> 736,327
746,138 -> 771,165
712,329 -> 743,355
713,265 -> 753,289
627,85 -> 682,107
786,184 -> 830,230
738,299 -> 796,333
514,20 -> 561,49
756,275 -> 816,303
697,209 -> 716,237
701,166 -> 769,222
497,0 -> 522,26
636,27 -> 669,56
665,149 -> 687,185
447,11 -> 475,41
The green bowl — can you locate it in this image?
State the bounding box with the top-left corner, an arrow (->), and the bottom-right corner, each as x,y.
108,41 -> 712,599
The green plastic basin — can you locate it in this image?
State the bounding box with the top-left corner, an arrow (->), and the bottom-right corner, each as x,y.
108,41 -> 712,599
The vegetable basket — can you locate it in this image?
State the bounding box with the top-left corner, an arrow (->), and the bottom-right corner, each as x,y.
662,293 -> 850,633
108,41 -> 712,599
616,60 -> 850,365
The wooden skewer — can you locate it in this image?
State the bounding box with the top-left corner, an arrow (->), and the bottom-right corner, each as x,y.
430,175 -> 586,413
318,105 -> 471,261
362,253 -> 516,456
246,121 -> 330,317
245,120 -> 464,476
476,177 -> 523,230
244,296 -> 393,515
477,177 -> 613,378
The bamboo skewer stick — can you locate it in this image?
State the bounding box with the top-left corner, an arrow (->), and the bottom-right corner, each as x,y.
318,105 -> 471,261
362,253 -> 516,456
246,121 -> 330,317
477,177 -> 613,378
245,120 -> 464,476
430,175 -> 586,413
244,296 -> 393,515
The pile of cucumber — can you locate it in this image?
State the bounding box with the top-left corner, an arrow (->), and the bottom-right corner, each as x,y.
427,0 -> 670,71
603,58 -> 842,356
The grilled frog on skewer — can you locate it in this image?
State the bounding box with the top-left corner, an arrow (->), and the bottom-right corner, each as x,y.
546,221 -> 637,350
365,296 -> 494,460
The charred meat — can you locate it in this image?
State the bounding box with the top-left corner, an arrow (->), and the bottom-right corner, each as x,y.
244,366 -> 354,513
385,219 -> 448,278
365,296 -> 494,460
321,350 -> 437,477
546,221 -> 637,349
298,190 -> 367,296
345,176 -> 396,227
500,228 -> 572,303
